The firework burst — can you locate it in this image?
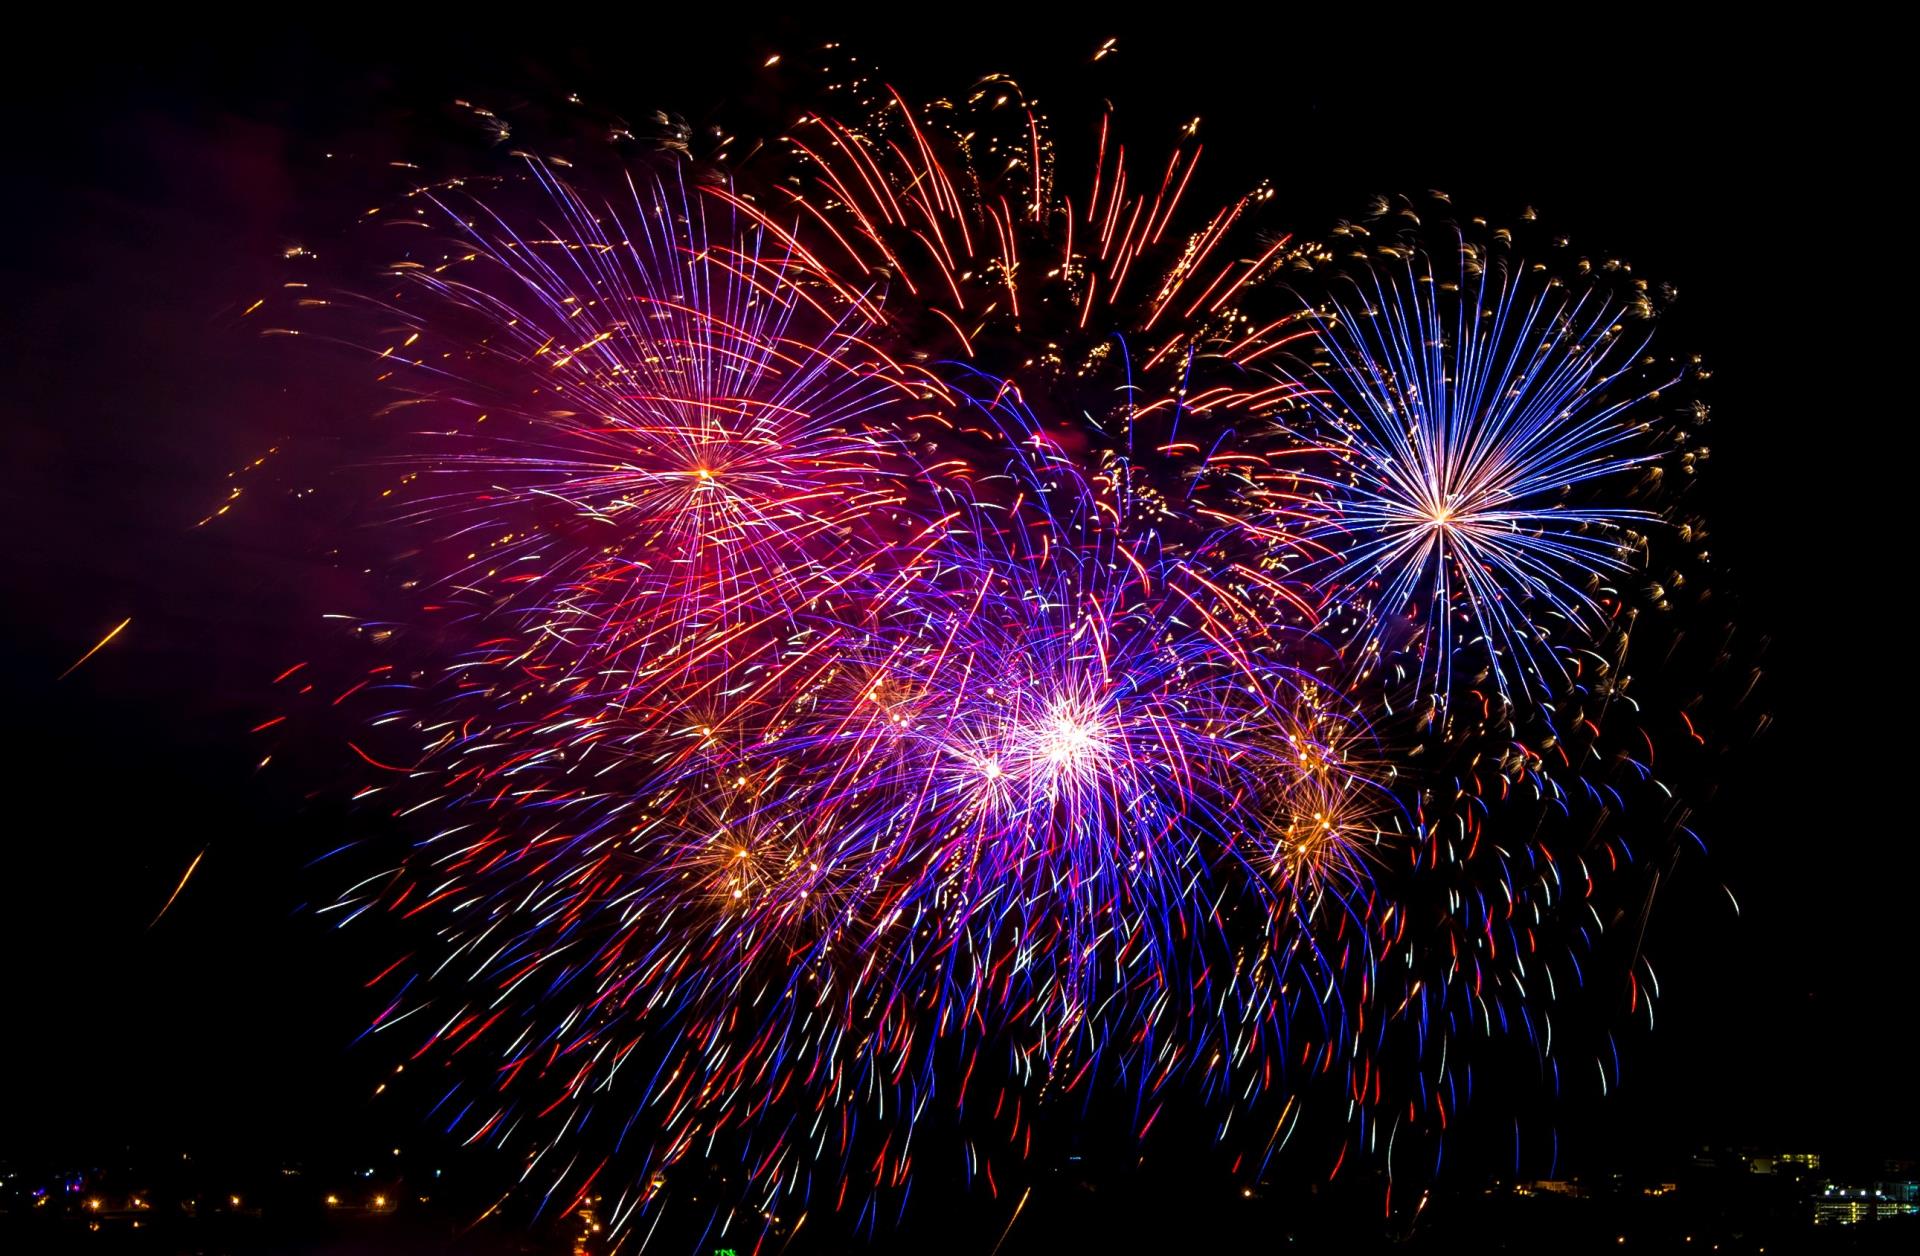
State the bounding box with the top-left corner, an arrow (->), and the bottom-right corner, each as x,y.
1247,242 -> 1681,702
271,61 -> 1726,1250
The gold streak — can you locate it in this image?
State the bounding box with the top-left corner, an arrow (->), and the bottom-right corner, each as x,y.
58,617 -> 131,680
988,1187 -> 1032,1256
149,848 -> 206,928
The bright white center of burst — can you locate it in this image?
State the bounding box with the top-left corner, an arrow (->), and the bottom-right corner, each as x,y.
959,696 -> 1114,791
1031,701 -> 1108,777
1042,715 -> 1096,763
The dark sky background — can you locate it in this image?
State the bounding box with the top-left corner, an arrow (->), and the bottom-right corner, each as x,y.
0,4 -> 1902,1206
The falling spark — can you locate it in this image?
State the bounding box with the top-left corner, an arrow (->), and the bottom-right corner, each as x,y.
58,617 -> 131,680
148,847 -> 206,928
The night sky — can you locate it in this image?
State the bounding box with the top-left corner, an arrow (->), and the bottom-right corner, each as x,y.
1,6 -> 1904,1223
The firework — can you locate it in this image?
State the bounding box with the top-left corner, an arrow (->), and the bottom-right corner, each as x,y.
275,59 -> 1723,1249
1245,244 -> 1679,701
356,162 -> 949,709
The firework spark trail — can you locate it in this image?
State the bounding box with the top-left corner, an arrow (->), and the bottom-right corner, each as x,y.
148,847 -> 206,928
59,616 -> 131,680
